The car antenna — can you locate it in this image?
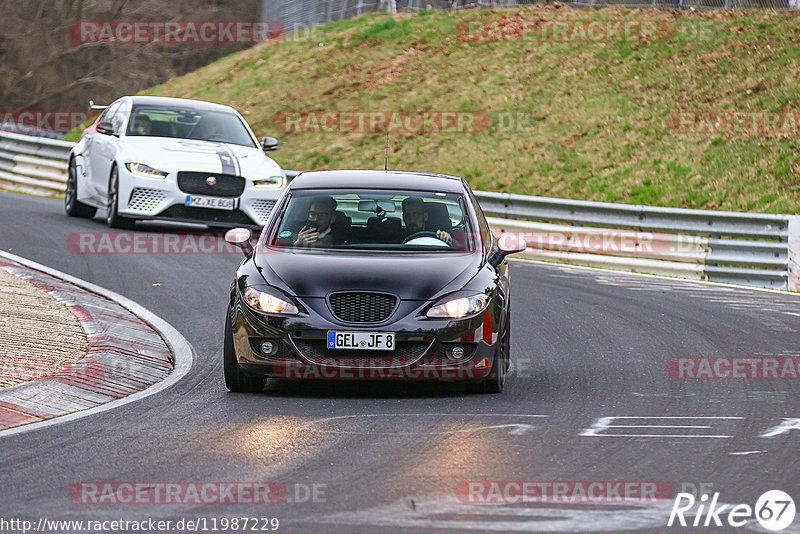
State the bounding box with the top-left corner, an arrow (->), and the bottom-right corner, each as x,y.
384,131 -> 389,172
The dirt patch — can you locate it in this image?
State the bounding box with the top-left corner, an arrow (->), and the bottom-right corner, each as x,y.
0,268 -> 89,388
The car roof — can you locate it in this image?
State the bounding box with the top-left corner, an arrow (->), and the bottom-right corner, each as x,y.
288,170 -> 466,193
124,96 -> 237,114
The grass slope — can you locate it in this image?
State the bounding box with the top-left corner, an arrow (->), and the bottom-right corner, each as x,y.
142,7 -> 800,213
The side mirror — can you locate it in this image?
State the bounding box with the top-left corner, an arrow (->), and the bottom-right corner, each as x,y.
261,136 -> 278,152
225,228 -> 254,259
488,233 -> 527,267
96,121 -> 115,135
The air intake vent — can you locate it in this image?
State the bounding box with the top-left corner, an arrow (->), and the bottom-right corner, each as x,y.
293,340 -> 428,368
328,292 -> 398,323
127,188 -> 166,212
250,199 -> 276,224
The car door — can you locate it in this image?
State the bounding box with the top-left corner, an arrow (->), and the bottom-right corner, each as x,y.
89,100 -> 126,199
467,186 -> 508,316
78,105 -> 108,201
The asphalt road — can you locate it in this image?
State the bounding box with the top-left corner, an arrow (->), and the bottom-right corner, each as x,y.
1,191 -> 799,533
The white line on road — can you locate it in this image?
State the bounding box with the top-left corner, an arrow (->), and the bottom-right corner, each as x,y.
301,413 -> 548,435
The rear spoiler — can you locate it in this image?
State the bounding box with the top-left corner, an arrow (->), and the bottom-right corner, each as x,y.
88,100 -> 107,111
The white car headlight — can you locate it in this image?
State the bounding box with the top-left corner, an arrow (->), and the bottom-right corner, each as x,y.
125,162 -> 168,179
243,287 -> 298,315
427,293 -> 489,319
253,176 -> 283,189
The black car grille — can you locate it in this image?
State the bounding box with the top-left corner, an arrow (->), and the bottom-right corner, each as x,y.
157,205 -> 256,226
177,172 -> 245,197
292,339 -> 430,368
328,292 -> 398,323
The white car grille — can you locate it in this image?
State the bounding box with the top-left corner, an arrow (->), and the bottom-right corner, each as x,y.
250,199 -> 276,225
127,188 -> 167,214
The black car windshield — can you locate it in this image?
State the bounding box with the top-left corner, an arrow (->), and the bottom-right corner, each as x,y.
126,104 -> 257,148
265,189 -> 476,252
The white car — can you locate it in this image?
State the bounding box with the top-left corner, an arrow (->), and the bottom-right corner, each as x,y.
66,95 -> 287,229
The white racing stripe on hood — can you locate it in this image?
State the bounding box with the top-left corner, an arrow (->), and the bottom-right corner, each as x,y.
215,144 -> 240,175
159,139 -> 241,175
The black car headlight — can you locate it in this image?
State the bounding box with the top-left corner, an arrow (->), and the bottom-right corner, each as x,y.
243,286 -> 299,315
427,292 -> 489,319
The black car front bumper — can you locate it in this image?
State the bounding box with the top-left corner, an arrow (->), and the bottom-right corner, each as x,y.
231,296 -> 502,381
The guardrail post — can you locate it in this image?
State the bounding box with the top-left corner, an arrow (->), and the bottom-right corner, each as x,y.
789,215 -> 800,291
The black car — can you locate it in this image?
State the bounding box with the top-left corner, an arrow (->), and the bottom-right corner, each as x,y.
223,170 -> 526,393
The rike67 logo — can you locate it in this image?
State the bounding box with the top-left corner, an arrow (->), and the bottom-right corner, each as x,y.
669,490 -> 795,531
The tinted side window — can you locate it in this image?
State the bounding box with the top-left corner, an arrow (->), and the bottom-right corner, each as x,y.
98,102 -> 120,134
467,188 -> 492,254
111,101 -> 128,135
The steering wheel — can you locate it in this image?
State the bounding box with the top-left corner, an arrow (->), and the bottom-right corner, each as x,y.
403,231 -> 445,245
207,134 -> 227,142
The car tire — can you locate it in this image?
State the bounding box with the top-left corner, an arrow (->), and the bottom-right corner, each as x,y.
65,158 -> 97,218
106,166 -> 135,229
224,307 -> 267,393
466,320 -> 507,394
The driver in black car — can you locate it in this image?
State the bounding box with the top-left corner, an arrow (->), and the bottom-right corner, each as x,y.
401,196 -> 452,245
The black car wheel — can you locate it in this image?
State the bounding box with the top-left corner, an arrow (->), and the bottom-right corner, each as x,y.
65,158 -> 97,218
224,307 -> 267,393
106,166 -> 135,229
467,318 -> 508,394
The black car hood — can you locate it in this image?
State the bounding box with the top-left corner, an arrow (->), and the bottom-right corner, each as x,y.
255,249 -> 483,300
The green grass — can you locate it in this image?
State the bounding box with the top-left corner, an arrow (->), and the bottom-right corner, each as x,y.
96,7 -> 800,212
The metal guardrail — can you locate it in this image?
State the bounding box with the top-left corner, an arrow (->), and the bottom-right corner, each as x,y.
475,192 -> 798,290
0,131 -> 72,196
1,132 -> 797,291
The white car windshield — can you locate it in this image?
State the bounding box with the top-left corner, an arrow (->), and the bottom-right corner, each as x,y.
126,104 -> 257,148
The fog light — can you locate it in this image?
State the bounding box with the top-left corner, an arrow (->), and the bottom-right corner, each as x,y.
260,340 -> 276,356
449,346 -> 465,360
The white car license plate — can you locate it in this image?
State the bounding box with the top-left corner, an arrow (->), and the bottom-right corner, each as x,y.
185,195 -> 235,210
327,331 -> 395,351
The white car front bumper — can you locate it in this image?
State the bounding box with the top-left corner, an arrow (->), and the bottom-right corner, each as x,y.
117,167 -> 283,228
